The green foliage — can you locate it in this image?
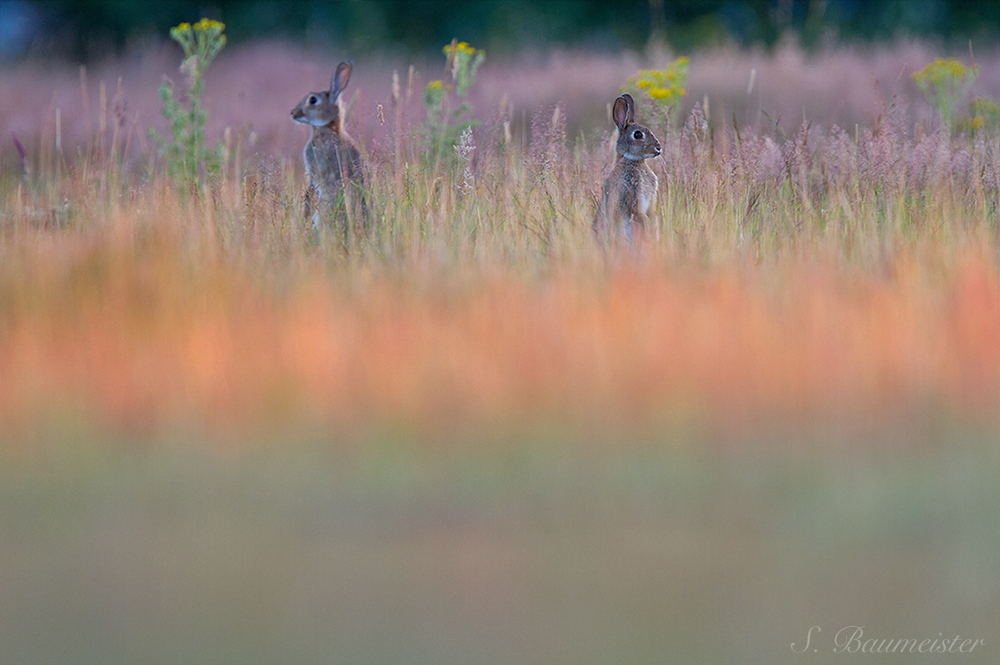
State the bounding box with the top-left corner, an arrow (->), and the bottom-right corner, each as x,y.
960,96 -> 1000,135
422,41 -> 485,165
912,58 -> 978,132
149,19 -> 228,191
623,57 -> 689,126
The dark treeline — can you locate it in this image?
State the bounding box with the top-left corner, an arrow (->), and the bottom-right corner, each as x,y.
3,0 -> 999,61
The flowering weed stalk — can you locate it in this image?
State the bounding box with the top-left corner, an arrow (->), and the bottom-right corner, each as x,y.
150,19 -> 227,191
423,40 -> 485,166
912,58 -> 978,132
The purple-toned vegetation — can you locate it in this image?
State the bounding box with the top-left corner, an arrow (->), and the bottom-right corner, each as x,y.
3,40 -> 999,166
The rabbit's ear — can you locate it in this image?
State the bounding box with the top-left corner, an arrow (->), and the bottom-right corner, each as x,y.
621,94 -> 636,125
331,61 -> 353,96
612,96 -> 630,130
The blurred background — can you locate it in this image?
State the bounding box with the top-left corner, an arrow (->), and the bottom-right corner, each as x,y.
4,0 -> 1000,171
2,0 -> 999,62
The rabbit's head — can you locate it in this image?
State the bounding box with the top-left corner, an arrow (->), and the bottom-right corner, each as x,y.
613,94 -> 661,161
291,62 -> 353,129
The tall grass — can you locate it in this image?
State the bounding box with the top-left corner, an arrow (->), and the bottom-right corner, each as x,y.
2,43 -> 1000,444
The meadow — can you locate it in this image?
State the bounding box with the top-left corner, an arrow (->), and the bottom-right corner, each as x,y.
1,35 -> 1000,664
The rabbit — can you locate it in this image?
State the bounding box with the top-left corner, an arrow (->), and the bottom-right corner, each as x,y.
593,93 -> 662,241
290,61 -> 367,236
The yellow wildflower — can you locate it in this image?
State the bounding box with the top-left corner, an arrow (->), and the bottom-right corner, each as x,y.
625,58 -> 689,111
913,58 -> 977,87
194,18 -> 225,32
444,41 -> 484,58
168,18 -> 226,68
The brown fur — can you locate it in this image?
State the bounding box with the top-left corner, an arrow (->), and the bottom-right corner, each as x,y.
593,94 -> 661,241
290,62 -> 367,234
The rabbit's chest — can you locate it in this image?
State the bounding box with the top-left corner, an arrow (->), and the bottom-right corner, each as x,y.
304,142 -> 347,184
619,166 -> 657,214
637,167 -> 657,213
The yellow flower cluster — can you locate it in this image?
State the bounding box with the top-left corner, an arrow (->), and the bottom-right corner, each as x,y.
627,57 -> 689,109
912,57 -> 981,130
444,41 -> 484,58
423,79 -> 453,98
169,18 -> 227,72
912,58 -> 978,89
172,18 -> 225,35
194,18 -> 225,32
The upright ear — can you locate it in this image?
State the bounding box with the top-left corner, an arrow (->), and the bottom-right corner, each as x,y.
331,61 -> 353,96
612,96 -> 629,131
621,93 -> 635,125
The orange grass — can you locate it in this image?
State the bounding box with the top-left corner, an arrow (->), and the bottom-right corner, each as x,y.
2,217 -> 999,443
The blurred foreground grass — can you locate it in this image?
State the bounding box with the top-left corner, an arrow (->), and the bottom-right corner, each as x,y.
1,425 -> 998,664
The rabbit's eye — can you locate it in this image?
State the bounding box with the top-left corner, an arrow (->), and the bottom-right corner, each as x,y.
308,95 -> 319,105
632,130 -> 644,140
